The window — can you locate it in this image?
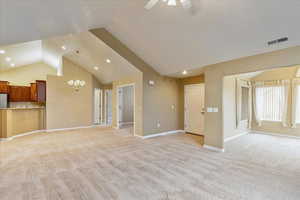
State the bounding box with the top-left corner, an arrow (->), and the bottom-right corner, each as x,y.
255,86 -> 285,121
296,85 -> 300,123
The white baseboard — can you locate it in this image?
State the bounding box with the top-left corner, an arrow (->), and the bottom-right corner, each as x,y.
119,122 -> 134,126
0,125 -> 110,142
46,124 -> 109,133
203,145 -> 225,153
224,132 -> 248,143
138,130 -> 185,139
0,130 -> 45,141
252,131 -> 300,140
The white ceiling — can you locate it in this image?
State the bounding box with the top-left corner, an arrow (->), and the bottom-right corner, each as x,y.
1,0 -> 300,77
0,32 -> 140,84
44,32 -> 141,84
0,40 -> 42,70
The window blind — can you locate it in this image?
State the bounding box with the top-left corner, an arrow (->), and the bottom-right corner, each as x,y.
255,86 -> 285,122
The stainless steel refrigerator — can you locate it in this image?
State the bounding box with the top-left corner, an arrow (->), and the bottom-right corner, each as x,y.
0,94 -> 8,108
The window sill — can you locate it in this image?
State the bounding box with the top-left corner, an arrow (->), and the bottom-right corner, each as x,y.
261,120 -> 282,123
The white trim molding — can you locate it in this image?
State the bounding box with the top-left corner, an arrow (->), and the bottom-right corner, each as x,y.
252,131 -> 300,140
203,145 -> 225,153
0,130 -> 45,141
46,124 -> 108,133
119,122 -> 134,126
137,130 -> 185,139
0,125 -> 110,142
224,132 -> 248,143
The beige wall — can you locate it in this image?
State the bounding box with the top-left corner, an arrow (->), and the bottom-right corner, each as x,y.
0,108 -> 44,138
46,58 -> 93,129
251,66 -> 300,137
204,46 -> 300,149
0,62 -> 56,86
92,28 -> 182,136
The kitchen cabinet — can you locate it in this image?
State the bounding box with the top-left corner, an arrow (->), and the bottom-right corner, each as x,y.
30,80 -> 46,103
30,83 -> 37,101
9,86 -> 31,102
0,81 -> 9,93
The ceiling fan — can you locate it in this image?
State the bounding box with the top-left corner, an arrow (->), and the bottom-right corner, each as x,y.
145,0 -> 192,10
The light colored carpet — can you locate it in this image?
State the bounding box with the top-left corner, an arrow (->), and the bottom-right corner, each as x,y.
0,128 -> 299,200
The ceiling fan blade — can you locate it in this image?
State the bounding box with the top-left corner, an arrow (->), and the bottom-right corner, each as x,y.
181,0 -> 192,10
145,0 -> 160,10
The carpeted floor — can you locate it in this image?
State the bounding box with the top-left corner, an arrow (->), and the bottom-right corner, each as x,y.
0,128 -> 299,200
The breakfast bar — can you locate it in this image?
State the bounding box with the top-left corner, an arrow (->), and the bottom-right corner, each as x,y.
0,107 -> 45,139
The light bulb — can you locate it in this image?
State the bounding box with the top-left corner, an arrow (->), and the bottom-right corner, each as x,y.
80,80 -> 86,87
68,80 -> 74,86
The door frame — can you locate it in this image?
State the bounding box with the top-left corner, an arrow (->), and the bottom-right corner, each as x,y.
104,89 -> 112,125
94,88 -> 103,124
116,83 -> 135,135
184,83 -> 205,135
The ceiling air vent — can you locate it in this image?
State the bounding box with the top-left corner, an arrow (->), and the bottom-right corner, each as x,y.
268,37 -> 288,46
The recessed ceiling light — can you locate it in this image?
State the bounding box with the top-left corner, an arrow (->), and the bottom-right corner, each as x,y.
106,59 -> 111,63
94,66 -> 99,70
10,63 -> 15,67
0,50 -> 5,54
5,57 -> 11,62
61,46 -> 67,50
182,70 -> 188,75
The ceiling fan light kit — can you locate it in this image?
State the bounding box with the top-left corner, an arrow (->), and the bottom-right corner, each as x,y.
145,0 -> 192,10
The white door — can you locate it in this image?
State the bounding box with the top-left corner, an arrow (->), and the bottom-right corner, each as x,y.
105,90 -> 112,125
184,84 -> 205,135
117,88 -> 123,128
94,88 -> 102,124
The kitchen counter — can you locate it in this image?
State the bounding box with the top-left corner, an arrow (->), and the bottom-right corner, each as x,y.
0,108 -> 45,139
0,107 -> 45,110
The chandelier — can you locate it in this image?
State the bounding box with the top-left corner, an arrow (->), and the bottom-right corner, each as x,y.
67,80 -> 86,91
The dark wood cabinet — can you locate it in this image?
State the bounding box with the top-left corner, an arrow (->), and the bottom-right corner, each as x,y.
30,83 -> 37,102
0,81 -> 9,93
9,86 -> 31,102
1,80 -> 46,102
30,80 -> 46,103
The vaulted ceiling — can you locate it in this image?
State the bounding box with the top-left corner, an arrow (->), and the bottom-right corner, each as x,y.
0,32 -> 140,84
1,0 -> 300,77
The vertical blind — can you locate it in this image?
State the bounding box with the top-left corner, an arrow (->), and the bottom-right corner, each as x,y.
296,85 -> 300,123
255,86 -> 285,121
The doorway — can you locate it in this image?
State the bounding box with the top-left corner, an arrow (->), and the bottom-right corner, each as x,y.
94,88 -> 103,124
184,84 -> 205,135
117,84 -> 134,134
105,89 -> 112,125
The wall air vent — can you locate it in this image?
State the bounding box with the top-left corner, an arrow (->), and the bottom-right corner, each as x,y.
268,37 -> 288,46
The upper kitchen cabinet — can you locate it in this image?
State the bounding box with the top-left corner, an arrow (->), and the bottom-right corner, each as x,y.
31,80 -> 46,103
9,86 -> 31,102
0,81 -> 10,93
